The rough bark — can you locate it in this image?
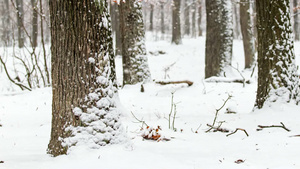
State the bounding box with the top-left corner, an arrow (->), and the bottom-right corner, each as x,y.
255,0 -> 299,108
31,0 -> 38,47
119,1 -> 151,85
240,0 -> 255,68
15,0 -> 24,48
48,0 -> 122,156
172,0 -> 182,44
205,0 -> 233,78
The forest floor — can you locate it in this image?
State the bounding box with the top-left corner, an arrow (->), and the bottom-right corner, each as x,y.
1,34 -> 300,169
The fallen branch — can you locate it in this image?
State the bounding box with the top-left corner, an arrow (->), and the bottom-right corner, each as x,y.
257,122 -> 290,132
227,128 -> 249,137
205,78 -> 251,84
156,80 -> 193,86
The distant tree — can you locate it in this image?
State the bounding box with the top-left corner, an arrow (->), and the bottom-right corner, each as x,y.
184,0 -> 190,36
48,0 -> 122,156
31,0 -> 38,47
119,0 -> 151,85
172,0 -> 182,44
255,0 -> 299,108
198,0 -> 203,36
15,0 -> 24,48
205,0 -> 233,78
293,0 -> 300,40
240,0 -> 255,68
149,3 -> 154,31
110,1 -> 122,55
232,0 -> 241,39
191,0 -> 197,37
1,0 -> 11,46
160,1 -> 165,34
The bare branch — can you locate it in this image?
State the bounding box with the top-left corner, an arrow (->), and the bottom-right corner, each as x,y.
257,122 -> 290,132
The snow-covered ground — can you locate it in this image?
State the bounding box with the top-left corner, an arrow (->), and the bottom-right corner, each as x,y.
1,35 -> 300,169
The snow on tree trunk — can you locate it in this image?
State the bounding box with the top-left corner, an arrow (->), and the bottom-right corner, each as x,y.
240,0 -> 255,69
172,0 -> 182,44
48,0 -> 123,157
255,0 -> 299,108
119,0 -> 151,85
205,0 -> 233,78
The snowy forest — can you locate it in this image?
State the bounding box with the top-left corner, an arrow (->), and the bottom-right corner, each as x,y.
1,0 -> 300,168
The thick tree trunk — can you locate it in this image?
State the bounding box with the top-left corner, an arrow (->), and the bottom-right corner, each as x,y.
293,0 -> 300,40
110,2 -> 122,55
48,0 -> 122,156
119,1 -> 151,85
198,0 -> 202,36
184,0 -> 190,36
31,0 -> 38,47
255,0 -> 299,108
172,0 -> 182,44
15,0 -> 24,48
205,0 -> 233,78
240,0 -> 255,68
232,0 -> 241,39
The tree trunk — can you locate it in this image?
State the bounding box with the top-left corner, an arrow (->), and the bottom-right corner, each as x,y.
31,0 -> 38,47
15,0 -> 24,48
205,0 -> 233,78
293,0 -> 300,40
119,1 -> 151,85
240,0 -> 255,68
232,0 -> 241,39
191,0 -> 196,37
48,0 -> 122,156
184,0 -> 190,36
172,0 -> 182,44
255,0 -> 299,108
149,3 -> 154,31
198,0 -> 202,36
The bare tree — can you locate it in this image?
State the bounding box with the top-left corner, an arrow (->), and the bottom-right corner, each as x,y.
198,0 -> 203,36
293,0 -> 300,40
184,0 -> 190,36
15,0 -> 24,48
172,0 -> 182,44
31,0 -> 38,47
205,0 -> 233,78
119,0 -> 151,85
240,0 -> 255,68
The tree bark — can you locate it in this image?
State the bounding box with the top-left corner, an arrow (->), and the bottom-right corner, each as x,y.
191,0 -> 197,37
119,1 -> 151,85
110,2 -> 122,55
240,0 -> 255,68
160,2 -> 165,34
172,0 -> 182,44
205,0 -> 233,78
48,0 -> 122,156
255,0 -> 299,108
232,0 -> 241,39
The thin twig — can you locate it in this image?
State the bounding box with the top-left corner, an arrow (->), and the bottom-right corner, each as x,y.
130,111 -> 148,127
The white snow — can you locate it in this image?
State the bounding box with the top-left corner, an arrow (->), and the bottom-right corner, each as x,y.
1,34 -> 300,169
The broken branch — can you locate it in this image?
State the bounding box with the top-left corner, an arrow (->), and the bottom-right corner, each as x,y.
257,122 -> 290,132
227,128 -> 249,137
